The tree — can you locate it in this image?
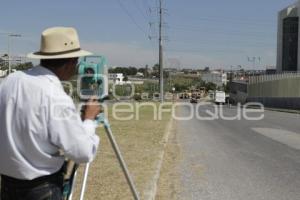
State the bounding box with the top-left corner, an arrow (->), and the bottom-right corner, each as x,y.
204,67 -> 210,72
14,62 -> 33,71
109,66 -> 138,76
138,68 -> 145,73
223,83 -> 230,93
205,82 -> 217,91
152,64 -> 159,72
174,83 -> 189,92
128,67 -> 137,76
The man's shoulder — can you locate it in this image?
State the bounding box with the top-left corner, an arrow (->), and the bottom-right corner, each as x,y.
15,70 -> 55,92
2,68 -> 65,99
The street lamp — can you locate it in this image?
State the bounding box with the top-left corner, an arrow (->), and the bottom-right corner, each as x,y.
8,34 -> 21,74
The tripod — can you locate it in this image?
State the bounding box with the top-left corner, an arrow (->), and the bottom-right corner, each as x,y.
65,113 -> 140,200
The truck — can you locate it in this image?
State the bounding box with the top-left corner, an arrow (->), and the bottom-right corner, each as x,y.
214,91 -> 226,104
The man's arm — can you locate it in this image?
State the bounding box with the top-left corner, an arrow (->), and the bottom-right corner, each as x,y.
48,97 -> 101,163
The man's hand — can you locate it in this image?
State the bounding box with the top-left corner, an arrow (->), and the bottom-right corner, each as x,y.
82,97 -> 102,120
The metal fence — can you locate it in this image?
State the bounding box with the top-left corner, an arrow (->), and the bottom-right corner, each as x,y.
248,72 -> 300,98
249,72 -> 300,85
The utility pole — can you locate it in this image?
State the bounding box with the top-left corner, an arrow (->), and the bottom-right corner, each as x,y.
8,34 -> 21,74
159,0 -> 164,103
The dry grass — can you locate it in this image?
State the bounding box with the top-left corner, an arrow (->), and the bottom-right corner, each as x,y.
155,122 -> 182,200
73,103 -> 172,200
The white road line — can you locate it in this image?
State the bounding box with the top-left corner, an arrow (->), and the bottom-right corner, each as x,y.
252,127 -> 300,150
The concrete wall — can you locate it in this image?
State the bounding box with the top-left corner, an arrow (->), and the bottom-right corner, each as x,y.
247,97 -> 300,109
229,81 -> 248,104
248,73 -> 300,97
247,73 -> 300,109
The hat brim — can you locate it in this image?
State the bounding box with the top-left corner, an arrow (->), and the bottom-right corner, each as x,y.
27,49 -> 93,59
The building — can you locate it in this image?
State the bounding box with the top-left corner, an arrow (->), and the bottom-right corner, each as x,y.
229,80 -> 248,104
277,0 -> 300,72
202,71 -> 227,87
109,73 -> 124,85
0,70 -> 7,77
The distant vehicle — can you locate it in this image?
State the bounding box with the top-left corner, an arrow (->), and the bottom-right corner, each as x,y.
152,92 -> 160,101
214,91 -> 226,104
199,87 -> 206,97
208,90 -> 214,99
190,97 -> 198,103
183,90 -> 191,99
191,89 -> 201,99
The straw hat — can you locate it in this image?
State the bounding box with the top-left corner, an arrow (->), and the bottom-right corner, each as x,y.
27,27 -> 92,59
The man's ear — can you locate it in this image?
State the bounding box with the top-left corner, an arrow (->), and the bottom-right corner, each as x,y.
71,58 -> 78,64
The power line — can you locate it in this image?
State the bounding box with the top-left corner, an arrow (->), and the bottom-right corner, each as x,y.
132,0 -> 149,21
115,0 -> 148,36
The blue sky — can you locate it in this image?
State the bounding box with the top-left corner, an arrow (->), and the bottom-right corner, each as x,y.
0,0 -> 296,69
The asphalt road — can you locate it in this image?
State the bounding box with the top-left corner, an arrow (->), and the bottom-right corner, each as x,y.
175,103 -> 300,200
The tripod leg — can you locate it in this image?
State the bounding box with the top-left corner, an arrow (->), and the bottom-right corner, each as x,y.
79,163 -> 90,200
104,126 -> 140,200
68,170 -> 78,200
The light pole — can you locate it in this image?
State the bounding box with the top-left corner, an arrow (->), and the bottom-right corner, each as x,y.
247,56 -> 262,76
8,34 -> 21,74
230,65 -> 234,82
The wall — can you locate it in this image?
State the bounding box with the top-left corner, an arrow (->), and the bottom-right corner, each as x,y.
247,73 -> 300,109
248,73 -> 300,97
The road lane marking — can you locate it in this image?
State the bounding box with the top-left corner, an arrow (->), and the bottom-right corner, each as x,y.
252,128 -> 300,150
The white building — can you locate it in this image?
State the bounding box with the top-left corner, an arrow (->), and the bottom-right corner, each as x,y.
277,0 -> 300,72
0,70 -> 7,77
202,71 -> 227,87
136,72 -> 144,77
109,73 -> 125,85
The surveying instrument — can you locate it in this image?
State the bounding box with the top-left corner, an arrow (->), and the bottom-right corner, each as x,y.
63,55 -> 140,200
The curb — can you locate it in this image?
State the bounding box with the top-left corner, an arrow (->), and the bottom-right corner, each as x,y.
144,117 -> 174,200
247,106 -> 300,114
263,107 -> 300,114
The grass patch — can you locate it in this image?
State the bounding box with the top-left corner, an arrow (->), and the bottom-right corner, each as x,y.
73,103 -> 172,200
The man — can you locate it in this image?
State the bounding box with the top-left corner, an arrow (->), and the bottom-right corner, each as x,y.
0,27 -> 101,200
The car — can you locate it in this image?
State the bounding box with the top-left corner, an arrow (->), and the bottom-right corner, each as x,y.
190,98 -> 198,103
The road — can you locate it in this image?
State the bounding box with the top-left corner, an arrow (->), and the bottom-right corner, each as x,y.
175,103 -> 300,200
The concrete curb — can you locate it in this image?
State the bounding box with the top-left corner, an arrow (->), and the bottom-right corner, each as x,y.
248,106 -> 300,114
144,117 -> 174,200
263,107 -> 300,114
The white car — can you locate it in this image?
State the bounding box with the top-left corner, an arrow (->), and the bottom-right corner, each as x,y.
214,91 -> 226,104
